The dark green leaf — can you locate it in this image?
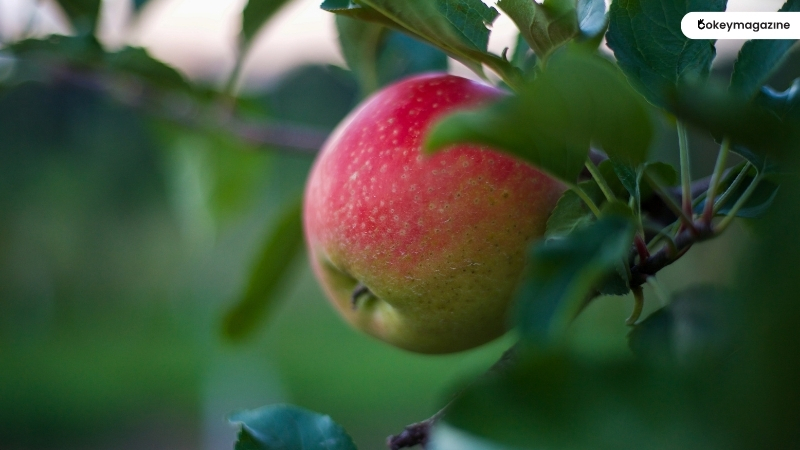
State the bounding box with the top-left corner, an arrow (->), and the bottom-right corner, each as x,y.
440,350 -> 724,450
731,145 -> 779,175
222,199 -> 304,341
229,404 -> 357,450
425,50 -> 652,183
509,33 -> 537,74
497,0 -> 578,58
545,181 -> 604,238
733,153 -> 800,446
105,46 -> 193,93
435,0 -> 499,52
336,16 -> 448,97
694,174 -> 780,219
757,78 -> 800,122
669,80 -> 800,156
599,159 -> 630,199
629,285 -> 735,366
640,161 -> 679,199
55,0 -> 102,34
607,0 -> 727,109
132,0 -> 150,12
577,0 -> 607,38
515,217 -> 635,345
376,31 -> 448,86
323,0 -> 506,76
610,158 -> 638,198
8,35 -> 104,67
729,0 -> 800,98
241,0 -> 293,47
335,16 -> 386,96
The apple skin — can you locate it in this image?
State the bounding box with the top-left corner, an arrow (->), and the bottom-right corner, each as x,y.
303,73 -> 565,354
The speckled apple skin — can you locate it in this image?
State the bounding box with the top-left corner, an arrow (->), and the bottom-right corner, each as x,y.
303,74 -> 565,354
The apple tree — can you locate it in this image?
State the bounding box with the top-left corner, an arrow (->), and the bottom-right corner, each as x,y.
226,0 -> 800,449
1,0 -> 798,448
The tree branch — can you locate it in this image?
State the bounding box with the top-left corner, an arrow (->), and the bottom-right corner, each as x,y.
50,65 -> 330,154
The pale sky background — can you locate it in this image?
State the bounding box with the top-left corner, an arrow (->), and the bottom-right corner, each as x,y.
0,0 -> 790,89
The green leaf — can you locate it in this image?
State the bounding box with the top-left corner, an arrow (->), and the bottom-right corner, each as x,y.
757,78 -> 800,122
515,217 -> 635,345
336,16 -> 386,96
577,0 -> 607,38
323,0 -> 506,77
104,46 -> 193,93
629,285 -> 735,366
376,31 -> 448,85
425,50 -> 653,183
669,81 -> 800,156
8,34 -> 104,67
441,350 -> 722,450
641,161 -> 678,199
610,158 -> 638,198
545,181 -> 604,238
509,33 -> 537,74
222,199 -> 304,341
731,145 -> 779,175
241,0 -> 293,47
229,404 -> 358,450
336,16 -> 448,96
607,0 -> 727,109
497,0 -> 578,58
55,0 -> 102,34
132,0 -> 150,12
695,173 -> 780,219
599,159 -> 630,199
436,0 -> 499,52
729,0 -> 800,98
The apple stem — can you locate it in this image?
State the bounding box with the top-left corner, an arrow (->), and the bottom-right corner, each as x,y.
677,121 -> 694,220
713,162 -> 752,215
702,136 -> 731,224
351,283 -> 372,310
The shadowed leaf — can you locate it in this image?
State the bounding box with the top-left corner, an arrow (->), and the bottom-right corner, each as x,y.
222,199 -> 304,341
229,404 -> 357,450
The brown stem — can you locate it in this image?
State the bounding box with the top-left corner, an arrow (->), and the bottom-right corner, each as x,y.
50,65 -> 329,153
386,346 -> 518,449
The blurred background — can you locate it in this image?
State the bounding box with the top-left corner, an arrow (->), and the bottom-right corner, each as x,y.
0,0 -> 795,449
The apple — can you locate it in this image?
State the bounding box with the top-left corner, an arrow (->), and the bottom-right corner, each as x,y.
303,73 -> 565,354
